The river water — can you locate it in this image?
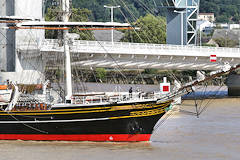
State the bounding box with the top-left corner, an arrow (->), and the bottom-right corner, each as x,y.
0,98 -> 239,160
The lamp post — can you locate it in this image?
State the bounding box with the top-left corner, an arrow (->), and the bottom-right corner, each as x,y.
225,30 -> 228,47
199,27 -> 202,46
104,5 -> 120,44
238,4 -> 240,48
239,32 -> 240,48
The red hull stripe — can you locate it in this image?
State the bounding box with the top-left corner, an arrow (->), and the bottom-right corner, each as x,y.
0,134 -> 151,142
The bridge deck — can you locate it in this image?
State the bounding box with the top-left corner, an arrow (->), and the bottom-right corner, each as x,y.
18,40 -> 240,70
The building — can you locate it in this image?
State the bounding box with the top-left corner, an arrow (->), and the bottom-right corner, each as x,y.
197,20 -> 214,33
214,23 -> 240,30
198,13 -> 215,22
228,24 -> 240,30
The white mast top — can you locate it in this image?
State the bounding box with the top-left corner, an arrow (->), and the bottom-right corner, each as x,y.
104,5 -> 121,44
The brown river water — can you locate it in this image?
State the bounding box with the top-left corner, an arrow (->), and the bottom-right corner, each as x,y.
0,98 -> 239,160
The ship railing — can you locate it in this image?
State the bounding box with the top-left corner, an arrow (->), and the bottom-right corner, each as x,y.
71,92 -> 158,104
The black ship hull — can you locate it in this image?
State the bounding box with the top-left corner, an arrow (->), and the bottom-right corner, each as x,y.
0,100 -> 172,141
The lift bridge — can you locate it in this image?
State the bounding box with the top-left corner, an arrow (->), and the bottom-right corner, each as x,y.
159,0 -> 200,45
18,39 -> 240,71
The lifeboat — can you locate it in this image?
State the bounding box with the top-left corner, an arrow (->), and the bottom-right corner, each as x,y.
0,85 -> 7,90
0,85 -> 12,103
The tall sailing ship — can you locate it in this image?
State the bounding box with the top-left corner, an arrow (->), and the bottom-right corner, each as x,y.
0,0 -> 239,142
0,0 -> 174,142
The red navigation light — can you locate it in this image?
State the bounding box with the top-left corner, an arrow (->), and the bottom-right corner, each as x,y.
210,55 -> 217,62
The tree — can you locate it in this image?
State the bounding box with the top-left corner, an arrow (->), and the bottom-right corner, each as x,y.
72,0 -> 159,22
48,0 -> 240,26
214,37 -> 238,47
45,7 -> 95,40
71,0 -> 240,23
143,68 -> 158,74
95,68 -> 107,82
121,14 -> 166,44
200,0 -> 240,23
45,7 -> 60,39
69,8 -> 95,40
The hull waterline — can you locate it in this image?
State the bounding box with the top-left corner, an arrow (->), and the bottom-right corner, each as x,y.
0,134 -> 151,142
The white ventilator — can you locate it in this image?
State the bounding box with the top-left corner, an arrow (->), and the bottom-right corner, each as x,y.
160,77 -> 170,94
197,71 -> 206,82
5,83 -> 21,111
173,80 -> 182,104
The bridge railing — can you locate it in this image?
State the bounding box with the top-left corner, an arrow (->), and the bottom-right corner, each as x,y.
19,39 -> 240,57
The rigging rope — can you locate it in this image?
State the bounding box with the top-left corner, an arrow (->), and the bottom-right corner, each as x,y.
1,108 -> 48,134
179,84 -> 225,117
153,107 -> 175,132
75,25 -> 128,82
0,30 -> 15,68
198,85 -> 224,115
118,0 -> 153,43
134,0 -> 156,15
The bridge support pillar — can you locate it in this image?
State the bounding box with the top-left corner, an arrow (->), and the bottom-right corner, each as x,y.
226,73 -> 240,96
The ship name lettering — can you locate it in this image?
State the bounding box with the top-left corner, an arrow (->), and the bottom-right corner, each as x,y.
130,108 -> 165,116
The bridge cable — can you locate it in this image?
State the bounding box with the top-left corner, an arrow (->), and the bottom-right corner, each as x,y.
75,25 -> 128,83
116,0 -> 153,43
153,107 -> 175,133
113,0 -> 148,43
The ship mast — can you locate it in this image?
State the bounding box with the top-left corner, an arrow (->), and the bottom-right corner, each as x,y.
62,0 -> 72,103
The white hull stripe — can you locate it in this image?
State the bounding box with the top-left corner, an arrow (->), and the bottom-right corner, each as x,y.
0,118 -> 110,124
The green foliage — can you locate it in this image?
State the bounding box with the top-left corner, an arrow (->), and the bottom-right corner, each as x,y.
121,14 -> 166,44
200,0 -> 240,23
214,37 -> 238,47
71,0 -> 240,23
45,6 -> 95,40
46,0 -> 240,25
72,0 -> 161,22
202,43 -> 217,47
182,70 -> 196,77
95,68 -> 107,82
70,8 -> 92,22
69,8 -> 95,40
214,24 -> 222,29
55,68 -> 62,79
45,7 -> 60,38
143,68 -> 158,74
